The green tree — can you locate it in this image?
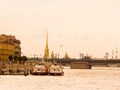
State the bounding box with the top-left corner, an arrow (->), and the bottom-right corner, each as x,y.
8,55 -> 13,63
14,55 -> 19,63
82,56 -> 91,61
18,56 -> 28,64
22,56 -> 28,62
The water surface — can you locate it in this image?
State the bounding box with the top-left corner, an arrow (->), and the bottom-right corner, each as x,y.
0,67 -> 120,90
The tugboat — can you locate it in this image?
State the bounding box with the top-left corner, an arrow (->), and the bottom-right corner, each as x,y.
48,63 -> 64,76
30,62 -> 48,75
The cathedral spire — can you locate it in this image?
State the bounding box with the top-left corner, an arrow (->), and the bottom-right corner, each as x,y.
51,50 -> 55,59
44,31 -> 49,59
64,51 -> 69,59
46,31 -> 48,47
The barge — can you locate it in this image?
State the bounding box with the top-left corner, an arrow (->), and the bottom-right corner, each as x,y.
70,61 -> 91,69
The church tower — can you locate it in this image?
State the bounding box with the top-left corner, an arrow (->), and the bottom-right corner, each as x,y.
51,50 -> 55,59
64,51 -> 69,59
44,31 -> 49,59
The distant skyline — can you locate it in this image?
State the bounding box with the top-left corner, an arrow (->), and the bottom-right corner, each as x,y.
0,0 -> 120,58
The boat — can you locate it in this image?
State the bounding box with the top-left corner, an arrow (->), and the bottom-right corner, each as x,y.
30,62 -> 48,75
70,61 -> 91,69
48,63 -> 64,76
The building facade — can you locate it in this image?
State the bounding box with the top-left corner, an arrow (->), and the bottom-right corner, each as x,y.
0,34 -> 21,62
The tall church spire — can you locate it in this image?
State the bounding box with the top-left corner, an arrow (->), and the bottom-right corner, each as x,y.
46,31 -> 48,47
44,31 -> 49,59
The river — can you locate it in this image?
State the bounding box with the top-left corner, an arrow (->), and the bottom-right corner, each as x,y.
0,67 -> 120,90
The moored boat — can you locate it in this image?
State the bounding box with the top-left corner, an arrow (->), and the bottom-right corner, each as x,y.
30,62 -> 48,75
48,63 -> 64,76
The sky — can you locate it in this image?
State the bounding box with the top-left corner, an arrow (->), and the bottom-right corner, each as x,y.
0,0 -> 120,59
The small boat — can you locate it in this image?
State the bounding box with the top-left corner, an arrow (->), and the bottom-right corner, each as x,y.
48,63 -> 64,76
30,62 -> 48,75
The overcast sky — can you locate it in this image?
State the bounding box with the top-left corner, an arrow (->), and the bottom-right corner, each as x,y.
0,0 -> 120,58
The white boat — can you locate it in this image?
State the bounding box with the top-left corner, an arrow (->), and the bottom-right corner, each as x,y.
48,63 -> 64,75
30,63 -> 48,75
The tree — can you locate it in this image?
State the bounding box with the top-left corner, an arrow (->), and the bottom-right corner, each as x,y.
82,56 -> 91,61
14,55 -> 19,63
18,56 -> 28,64
8,55 -> 13,63
22,56 -> 28,62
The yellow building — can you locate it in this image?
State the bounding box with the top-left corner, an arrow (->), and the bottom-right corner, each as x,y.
0,43 -> 14,61
0,34 -> 21,62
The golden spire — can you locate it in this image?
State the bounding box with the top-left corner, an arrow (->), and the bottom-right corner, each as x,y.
64,51 -> 69,59
44,31 -> 49,59
46,31 -> 48,47
51,50 -> 55,59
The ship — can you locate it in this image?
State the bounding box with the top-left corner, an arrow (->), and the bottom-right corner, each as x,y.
30,62 -> 48,75
48,63 -> 64,76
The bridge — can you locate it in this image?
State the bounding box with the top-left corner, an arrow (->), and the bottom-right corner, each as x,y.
47,58 -> 120,67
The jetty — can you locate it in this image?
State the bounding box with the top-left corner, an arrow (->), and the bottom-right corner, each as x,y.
0,63 -> 31,76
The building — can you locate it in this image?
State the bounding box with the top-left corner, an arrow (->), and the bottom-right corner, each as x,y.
0,34 -> 21,62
